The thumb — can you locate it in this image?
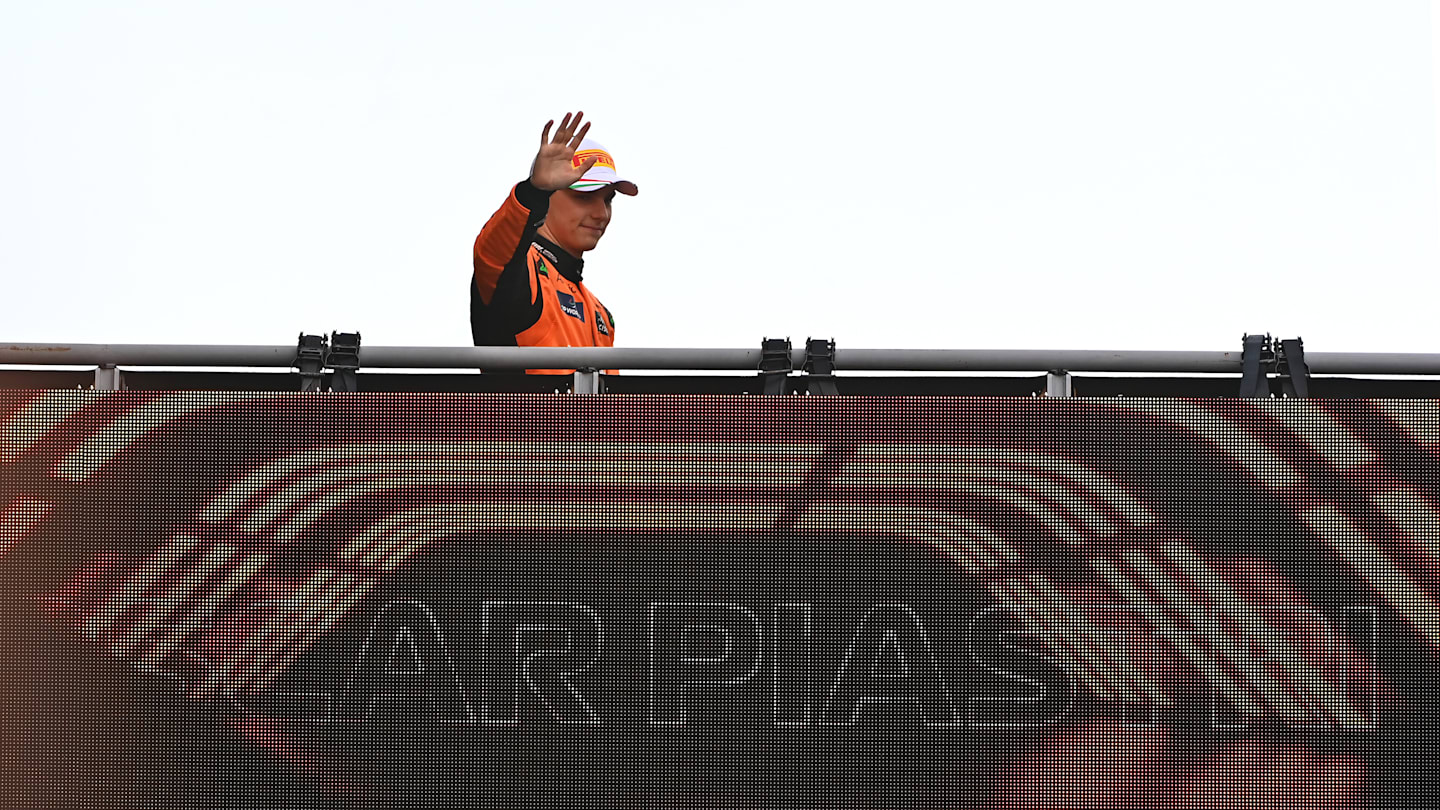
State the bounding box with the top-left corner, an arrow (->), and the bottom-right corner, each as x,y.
575,154 -> 599,175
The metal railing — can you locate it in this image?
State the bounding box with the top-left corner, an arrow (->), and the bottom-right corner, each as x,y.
3,341 -> 1438,397
6,342 -> 1440,374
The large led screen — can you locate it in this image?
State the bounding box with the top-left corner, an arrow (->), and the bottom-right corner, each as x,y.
0,391 -> 1434,807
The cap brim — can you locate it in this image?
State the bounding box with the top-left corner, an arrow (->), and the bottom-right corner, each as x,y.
571,179 -> 639,196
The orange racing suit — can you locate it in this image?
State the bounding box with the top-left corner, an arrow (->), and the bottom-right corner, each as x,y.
471,180 -> 617,374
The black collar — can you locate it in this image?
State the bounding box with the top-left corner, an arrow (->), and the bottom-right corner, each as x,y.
531,235 -> 585,284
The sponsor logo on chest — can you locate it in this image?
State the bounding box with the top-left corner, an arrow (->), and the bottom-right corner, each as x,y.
556,291 -> 586,323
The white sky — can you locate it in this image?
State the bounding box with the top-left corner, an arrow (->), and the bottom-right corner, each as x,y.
3,1 -> 1438,355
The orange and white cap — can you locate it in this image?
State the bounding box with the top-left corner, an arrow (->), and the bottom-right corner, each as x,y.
568,138 -> 638,196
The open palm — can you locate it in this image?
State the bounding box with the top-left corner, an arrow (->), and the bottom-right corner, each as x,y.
530,111 -> 596,191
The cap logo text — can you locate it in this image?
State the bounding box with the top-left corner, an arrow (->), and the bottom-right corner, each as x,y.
573,149 -> 616,172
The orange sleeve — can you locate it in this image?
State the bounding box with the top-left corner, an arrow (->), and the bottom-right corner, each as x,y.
472,186 -> 534,306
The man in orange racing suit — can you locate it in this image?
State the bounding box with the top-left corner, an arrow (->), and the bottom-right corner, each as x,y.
471,111 -> 636,374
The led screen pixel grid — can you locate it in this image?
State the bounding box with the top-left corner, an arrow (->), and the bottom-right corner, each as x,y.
0,391 -> 1435,808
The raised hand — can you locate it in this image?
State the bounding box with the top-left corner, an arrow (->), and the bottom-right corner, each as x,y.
529,111 -> 595,192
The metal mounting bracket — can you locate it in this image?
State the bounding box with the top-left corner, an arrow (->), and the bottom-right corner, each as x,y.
1277,338 -> 1310,399
758,337 -> 793,395
572,368 -> 603,395
295,333 -> 328,392
803,338 -> 839,396
327,332 -> 361,393
1239,333 -> 1273,398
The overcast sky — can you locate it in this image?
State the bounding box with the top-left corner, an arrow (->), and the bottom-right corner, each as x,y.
3,1 -> 1437,357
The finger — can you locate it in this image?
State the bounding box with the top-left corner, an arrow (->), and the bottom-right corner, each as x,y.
555,111 -> 583,144
539,120 -> 554,146
561,111 -> 584,144
569,121 -> 591,149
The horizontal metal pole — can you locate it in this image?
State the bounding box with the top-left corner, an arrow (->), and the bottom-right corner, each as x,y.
2,344 -> 300,367
352,346 -> 770,370
1302,352 -> 1440,375
3,343 -> 1439,375
833,349 -> 1245,372
0,344 -> 769,370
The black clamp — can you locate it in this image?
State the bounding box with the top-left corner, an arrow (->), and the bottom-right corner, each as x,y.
1276,338 -> 1310,399
295,333 -> 328,392
803,338 -> 839,396
758,337 -> 792,395
327,332 -> 362,393
1238,334 -> 1309,398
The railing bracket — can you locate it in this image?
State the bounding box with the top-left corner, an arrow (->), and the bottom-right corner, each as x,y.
758,337 -> 793,395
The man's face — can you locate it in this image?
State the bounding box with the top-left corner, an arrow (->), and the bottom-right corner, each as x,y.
540,187 -> 616,257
